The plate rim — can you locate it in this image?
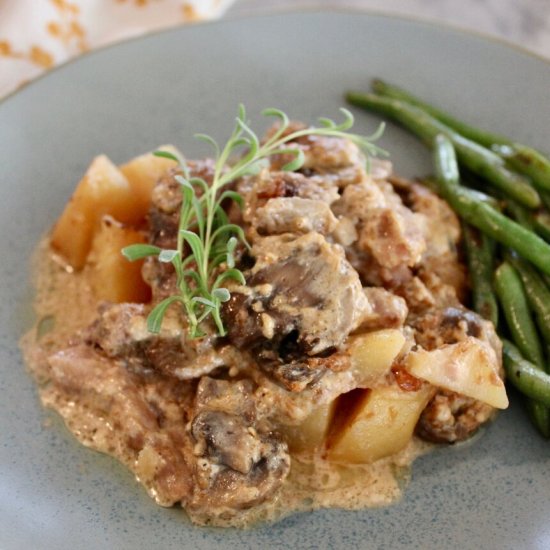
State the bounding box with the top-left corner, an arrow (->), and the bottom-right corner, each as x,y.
1,6 -> 548,107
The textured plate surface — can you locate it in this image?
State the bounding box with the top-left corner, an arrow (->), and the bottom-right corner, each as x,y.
1,10 -> 549,550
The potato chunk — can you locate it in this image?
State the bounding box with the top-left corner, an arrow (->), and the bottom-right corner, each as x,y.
348,329 -> 406,386
281,401 -> 337,453
88,217 -> 151,303
52,148 -> 180,269
282,330 -> 408,455
404,337 -> 508,409
51,155 -> 141,268
120,145 -> 180,221
327,383 -> 434,464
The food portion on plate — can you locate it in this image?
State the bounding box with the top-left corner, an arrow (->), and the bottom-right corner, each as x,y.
22,106 -> 510,527
348,80 -> 550,438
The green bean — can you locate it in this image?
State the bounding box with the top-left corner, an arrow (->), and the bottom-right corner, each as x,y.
493,144 -> 550,193
503,340 -> 550,405
431,135 -> 550,276
421,177 -> 499,207
462,225 -> 499,326
494,262 -> 545,367
527,395 -> 550,438
371,78 -> 511,148
346,92 -> 540,208
540,191 -> 550,212
533,211 -> 550,242
507,255 -> 550,344
527,398 -> 550,437
494,263 -> 549,436
433,130 -> 459,184
371,79 -> 550,194
504,200 -> 534,231
503,340 -> 550,437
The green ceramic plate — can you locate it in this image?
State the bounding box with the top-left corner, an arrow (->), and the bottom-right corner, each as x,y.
1,11 -> 549,550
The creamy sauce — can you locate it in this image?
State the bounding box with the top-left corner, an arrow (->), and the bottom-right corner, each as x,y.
20,236 -> 98,380
194,440 -> 431,528
21,235 -> 433,529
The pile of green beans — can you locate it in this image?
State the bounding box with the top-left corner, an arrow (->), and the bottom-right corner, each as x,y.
346,81 -> 550,437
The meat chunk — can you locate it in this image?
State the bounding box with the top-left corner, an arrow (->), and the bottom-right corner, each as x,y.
46,345 -> 194,506
369,158 -> 393,181
243,169 -> 340,206
255,347 -> 350,392
332,179 -> 384,222
266,121 -> 366,169
85,303 -> 229,380
250,365 -> 357,426
149,159 -> 216,245
337,182 -> 426,270
253,197 -> 338,236
223,232 -> 370,355
192,411 -> 264,474
299,133 -> 366,173
146,159 -> 217,299
357,287 -> 408,330
188,378 -> 290,513
409,306 -> 502,443
391,178 -> 467,302
141,258 -> 177,302
396,276 -> 437,313
346,247 -> 415,290
410,305 -> 500,356
237,169 -> 341,233
222,232 -> 368,391
416,390 -> 495,443
359,207 -> 425,269
407,182 -> 461,257
263,121 -> 368,188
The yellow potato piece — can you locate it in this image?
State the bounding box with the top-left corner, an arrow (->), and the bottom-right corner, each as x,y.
120,144 -> 181,221
50,199 -> 94,271
348,329 -> 406,386
282,400 -> 337,453
51,155 -> 141,268
327,383 -> 434,464
404,337 -> 508,409
88,216 -> 151,304
282,330 -> 408,455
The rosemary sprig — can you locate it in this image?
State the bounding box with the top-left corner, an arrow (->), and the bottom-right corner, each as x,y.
122,105 -> 385,338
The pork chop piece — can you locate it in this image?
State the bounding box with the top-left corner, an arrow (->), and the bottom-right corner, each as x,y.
389,176 -> 467,302
253,197 -> 338,236
223,232 -> 370,354
239,169 -> 340,222
410,306 -> 502,443
145,159 -> 217,301
85,303 -> 232,380
222,232 -> 370,390
148,159 -> 217,249
358,287 -> 409,331
410,305 -> 501,356
265,121 -> 368,188
187,377 -> 290,514
336,180 -> 427,270
416,390 -> 495,443
46,345 -> 194,506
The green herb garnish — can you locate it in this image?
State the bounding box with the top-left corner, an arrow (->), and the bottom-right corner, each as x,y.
122,105 -> 385,338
